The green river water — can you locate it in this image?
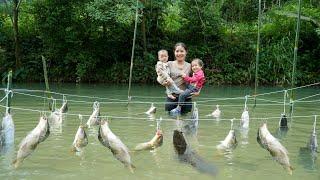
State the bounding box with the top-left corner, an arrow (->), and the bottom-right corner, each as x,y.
0,84 -> 319,180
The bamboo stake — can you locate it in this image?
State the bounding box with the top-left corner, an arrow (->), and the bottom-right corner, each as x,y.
290,0 -> 302,99
5,70 -> 12,114
127,0 -> 139,105
290,0 -> 302,116
254,0 -> 262,108
42,56 -> 53,110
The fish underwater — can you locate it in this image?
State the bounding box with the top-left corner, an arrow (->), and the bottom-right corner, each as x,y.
145,103 -> 156,115
173,130 -> 218,176
86,101 -> 101,128
134,130 -> 163,151
257,123 -> 293,175
71,125 -> 88,152
216,129 -> 237,151
98,120 -> 135,172
13,116 -> 50,168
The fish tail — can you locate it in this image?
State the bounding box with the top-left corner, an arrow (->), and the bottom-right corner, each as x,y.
70,146 -> 77,153
126,163 -> 136,173
287,166 -> 294,175
12,159 -> 21,168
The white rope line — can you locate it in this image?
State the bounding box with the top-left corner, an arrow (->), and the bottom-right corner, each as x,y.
295,99 -> 320,103
255,98 -> 283,103
198,103 -> 285,107
0,93 -> 8,103
0,104 -> 319,122
11,92 -> 288,106
294,93 -> 320,102
10,90 -> 320,107
248,82 -> 320,97
3,82 -> 319,103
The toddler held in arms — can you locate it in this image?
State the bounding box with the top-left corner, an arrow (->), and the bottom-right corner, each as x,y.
170,58 -> 205,116
155,49 -> 183,99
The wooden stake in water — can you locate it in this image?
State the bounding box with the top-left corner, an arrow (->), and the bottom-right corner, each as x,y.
42,56 -> 53,110
290,0 -> 302,101
5,70 -> 12,114
127,0 -> 139,106
254,0 -> 262,108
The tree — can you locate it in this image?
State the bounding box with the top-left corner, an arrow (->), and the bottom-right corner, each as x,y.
3,0 -> 22,68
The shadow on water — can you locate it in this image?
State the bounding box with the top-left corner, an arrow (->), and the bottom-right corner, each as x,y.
0,143 -> 15,170
173,130 -> 218,177
275,127 -> 289,139
239,128 -> 249,146
298,147 -> 318,170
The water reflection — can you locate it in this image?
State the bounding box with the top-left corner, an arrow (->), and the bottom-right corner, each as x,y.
298,147 -> 317,170
0,142 -> 15,170
239,128 -> 249,146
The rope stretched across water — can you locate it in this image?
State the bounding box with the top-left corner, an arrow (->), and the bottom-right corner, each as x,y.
2,82 -> 319,102
0,103 -> 319,123
9,91 -> 295,107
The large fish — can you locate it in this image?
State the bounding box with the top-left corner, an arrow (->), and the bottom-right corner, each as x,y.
173,130 -> 218,176
86,102 -> 101,128
145,103 -> 156,115
134,130 -> 163,151
209,104 -> 221,120
183,104 -> 199,136
216,129 -> 237,151
13,116 -> 50,168
59,100 -> 68,114
49,100 -> 68,125
308,121 -> 318,154
240,108 -> 249,129
98,120 -> 135,172
0,113 -> 14,146
49,110 -> 63,125
257,123 -> 293,174
298,120 -> 318,169
71,125 -> 88,152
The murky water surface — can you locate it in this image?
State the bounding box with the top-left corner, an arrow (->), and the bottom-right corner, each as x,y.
0,84 -> 319,179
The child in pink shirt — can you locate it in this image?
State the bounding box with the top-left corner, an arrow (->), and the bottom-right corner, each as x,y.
170,58 -> 205,116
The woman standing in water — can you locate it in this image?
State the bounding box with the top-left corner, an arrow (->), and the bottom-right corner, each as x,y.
165,42 -> 193,114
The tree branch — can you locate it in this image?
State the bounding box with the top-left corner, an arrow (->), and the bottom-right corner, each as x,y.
275,11 -> 320,27
16,0 -> 23,11
3,0 -> 14,25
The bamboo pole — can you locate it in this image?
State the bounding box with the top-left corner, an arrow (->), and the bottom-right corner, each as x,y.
289,0 -> 302,117
127,0 -> 139,105
254,0 -> 262,108
5,70 -> 12,114
42,56 -> 53,110
290,0 -> 302,99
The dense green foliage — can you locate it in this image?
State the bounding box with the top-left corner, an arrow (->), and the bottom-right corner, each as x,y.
0,0 -> 319,85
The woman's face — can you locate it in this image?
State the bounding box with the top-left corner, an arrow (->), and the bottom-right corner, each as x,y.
174,45 -> 187,62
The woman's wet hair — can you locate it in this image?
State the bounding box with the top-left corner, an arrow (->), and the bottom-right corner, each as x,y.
174,42 -> 188,52
192,58 -> 204,67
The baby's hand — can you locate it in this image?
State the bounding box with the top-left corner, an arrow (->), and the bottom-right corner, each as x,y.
180,73 -> 186,77
163,80 -> 171,86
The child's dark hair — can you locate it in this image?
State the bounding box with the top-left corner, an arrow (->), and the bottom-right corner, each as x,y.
192,58 -> 204,67
174,42 -> 188,52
